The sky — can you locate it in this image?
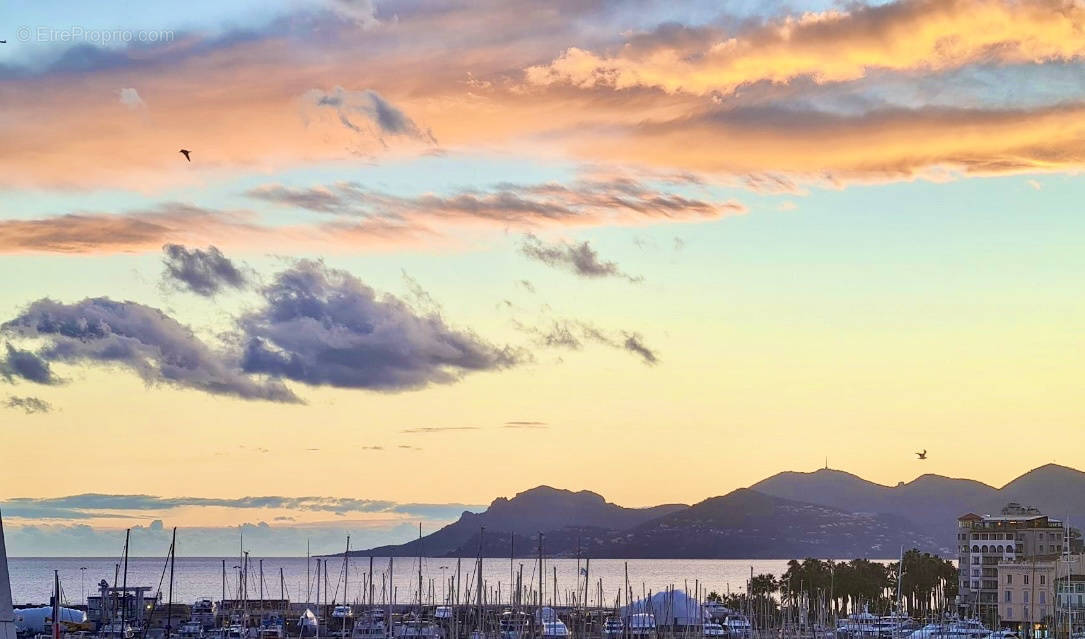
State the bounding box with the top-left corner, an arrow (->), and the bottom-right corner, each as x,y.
1,0 -> 1084,555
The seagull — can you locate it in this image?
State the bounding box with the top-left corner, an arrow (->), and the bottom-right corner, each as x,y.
179,149 -> 191,162
916,449 -> 927,460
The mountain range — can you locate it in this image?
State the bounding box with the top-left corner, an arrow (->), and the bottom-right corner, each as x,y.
345,463 -> 1085,559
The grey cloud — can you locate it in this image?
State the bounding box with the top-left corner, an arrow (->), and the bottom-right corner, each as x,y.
520,233 -> 642,282
246,177 -> 742,227
622,332 -> 659,365
1,519 -> 429,558
1,298 -> 298,403
305,87 -> 433,141
1,494 -> 485,519
504,421 -> 548,429
240,260 -> 523,391
4,396 -> 52,414
162,244 -> 249,297
515,318 -> 659,366
1,343 -> 58,384
517,280 -> 536,293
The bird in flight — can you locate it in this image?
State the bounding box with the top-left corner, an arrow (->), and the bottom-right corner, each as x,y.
179,149 -> 191,162
916,449 -> 927,460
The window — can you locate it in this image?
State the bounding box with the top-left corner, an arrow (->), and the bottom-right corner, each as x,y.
973,545 -> 980,552
972,581 -> 980,589
1006,607 -> 1013,619
998,545 -> 1005,552
1041,575 -> 1046,585
1025,575 -> 1030,585
973,557 -> 980,564
1006,591 -> 1013,602
983,545 -> 989,553
1007,575 -> 1014,585
1024,591 -> 1029,603
1040,592 -> 1046,604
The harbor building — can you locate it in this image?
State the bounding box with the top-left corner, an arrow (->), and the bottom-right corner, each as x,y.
956,503 -> 1066,626
996,558 -> 1056,631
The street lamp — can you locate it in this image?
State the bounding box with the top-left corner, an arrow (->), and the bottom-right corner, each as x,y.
80,567 -> 87,604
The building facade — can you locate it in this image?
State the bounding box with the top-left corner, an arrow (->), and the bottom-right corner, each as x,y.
957,503 -> 1066,626
997,559 -> 1056,630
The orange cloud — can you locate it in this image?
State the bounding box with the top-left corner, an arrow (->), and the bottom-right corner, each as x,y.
0,177 -> 742,255
525,0 -> 1085,95
0,0 -> 1081,192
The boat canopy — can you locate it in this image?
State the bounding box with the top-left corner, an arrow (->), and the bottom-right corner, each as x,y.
621,590 -> 709,626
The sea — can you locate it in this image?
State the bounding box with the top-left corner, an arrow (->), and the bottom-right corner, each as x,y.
7,557 -> 821,606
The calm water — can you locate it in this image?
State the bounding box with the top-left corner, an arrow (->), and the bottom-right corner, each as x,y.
9,557 -> 811,606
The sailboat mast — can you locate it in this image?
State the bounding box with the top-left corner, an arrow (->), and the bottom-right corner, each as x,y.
344,536 -> 350,608
476,527 -> 485,633
417,524 -> 423,611
121,529 -> 130,635
52,571 -> 60,639
537,534 -> 543,611
367,557 -> 374,610
167,528 -> 177,639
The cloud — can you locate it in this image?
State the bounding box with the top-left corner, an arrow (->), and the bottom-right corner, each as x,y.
4,396 -> 52,414
571,101 -> 1085,180
520,233 -> 642,282
524,0 -> 1085,96
240,260 -> 523,391
0,494 -> 485,520
118,88 -> 145,109
514,318 -> 659,365
1027,179 -> 1043,190
248,177 -> 743,229
0,205 -> 268,255
161,244 -> 249,297
1,344 -> 58,385
503,421 -> 548,429
622,332 -> 659,365
0,518 -> 453,557
0,0 -> 1083,190
0,297 -> 299,403
304,87 -> 433,142
517,280 -> 536,293
328,0 -> 379,28
401,427 -> 480,434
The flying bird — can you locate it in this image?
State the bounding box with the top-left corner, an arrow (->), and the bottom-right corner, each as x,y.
179,149 -> 191,162
916,449 -> 927,460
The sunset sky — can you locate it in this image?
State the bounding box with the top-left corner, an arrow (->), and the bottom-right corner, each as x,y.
1,0 -> 1084,555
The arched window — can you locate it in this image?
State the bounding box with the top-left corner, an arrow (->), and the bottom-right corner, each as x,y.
982,545 -> 989,553
973,545 -> 980,552
998,545 -> 1004,553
